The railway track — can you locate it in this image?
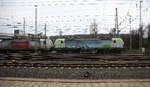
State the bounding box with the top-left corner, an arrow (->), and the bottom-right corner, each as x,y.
0,62 -> 150,68
0,53 -> 149,60
0,53 -> 150,68
0,53 -> 150,80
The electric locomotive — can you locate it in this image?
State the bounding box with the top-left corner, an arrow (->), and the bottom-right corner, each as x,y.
54,38 -> 124,53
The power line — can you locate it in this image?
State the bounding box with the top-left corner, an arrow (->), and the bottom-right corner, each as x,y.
1,0 -> 147,7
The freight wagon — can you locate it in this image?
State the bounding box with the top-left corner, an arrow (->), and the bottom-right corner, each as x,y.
0,38 -> 53,53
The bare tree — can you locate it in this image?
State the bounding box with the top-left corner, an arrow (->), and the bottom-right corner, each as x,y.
130,30 -> 139,49
143,24 -> 150,52
109,28 -> 116,37
90,20 -> 98,38
147,25 -> 150,39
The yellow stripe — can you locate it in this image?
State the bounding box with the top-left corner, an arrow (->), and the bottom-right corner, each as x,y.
55,38 -> 65,42
112,38 -> 124,44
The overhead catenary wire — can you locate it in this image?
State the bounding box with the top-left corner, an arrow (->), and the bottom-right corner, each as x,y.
0,0 -> 149,35
1,0 -> 149,7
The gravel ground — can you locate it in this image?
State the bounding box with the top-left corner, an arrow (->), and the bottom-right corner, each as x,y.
0,78 -> 150,87
0,67 -> 150,79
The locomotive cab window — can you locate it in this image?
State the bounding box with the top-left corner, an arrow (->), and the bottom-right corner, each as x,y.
113,40 -> 116,43
61,41 -> 63,43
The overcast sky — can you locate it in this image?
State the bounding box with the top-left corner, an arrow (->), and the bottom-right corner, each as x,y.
0,0 -> 150,36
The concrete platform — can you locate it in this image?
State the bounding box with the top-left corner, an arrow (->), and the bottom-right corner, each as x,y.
0,78 -> 150,87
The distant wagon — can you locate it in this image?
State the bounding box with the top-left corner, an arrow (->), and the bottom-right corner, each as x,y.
0,38 -> 53,53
